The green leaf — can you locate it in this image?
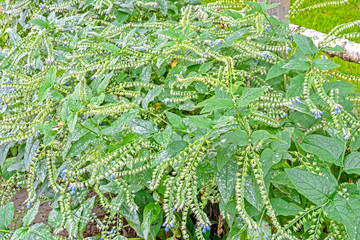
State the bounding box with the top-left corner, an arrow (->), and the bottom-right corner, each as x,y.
200,98 -> 234,113
344,152 -> 360,174
286,168 -> 337,205
251,130 -> 272,142
153,125 -> 172,147
199,61 -> 213,74
45,67 -> 57,85
165,112 -> 186,130
236,88 -> 266,107
78,196 -> 95,232
97,72 -> 113,93
221,130 -> 249,146
128,118 -> 158,136
0,202 -> 14,229
142,86 -> 162,109
38,83 -> 51,102
188,115 -> 213,129
29,19 -> 49,29
48,209 -> 62,229
27,223 -> 53,240
313,58 -> 339,70
141,64 -> 152,83
270,198 -> 303,216
294,34 -> 319,56
23,201 -> 40,227
266,64 -> 289,80
287,74 -> 305,98
67,133 -> 97,158
321,45 -> 345,52
101,42 -> 120,54
67,113 -> 78,133
34,122 -> 57,136
152,141 -> 188,167
141,203 -> 162,240
261,148 -> 281,176
283,59 -> 311,71
216,159 -> 237,204
217,143 -> 237,171
324,195 -> 359,240
300,135 -> 344,166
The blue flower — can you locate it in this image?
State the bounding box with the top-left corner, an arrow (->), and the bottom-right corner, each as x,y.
358,23 -> 360,28
66,83 -> 69,86
334,107 -> 341,114
6,79 -> 10,84
35,133 -> 39,138
111,175 -> 114,180
206,225 -> 210,231
61,170 -> 67,180
27,201 -> 31,209
165,226 -> 169,232
111,229 -> 115,234
344,135 -> 349,140
170,223 -> 174,228
173,207 -> 176,211
69,186 -> 76,194
40,5 -> 44,10
202,228 -> 206,233
295,96 -> 301,104
290,35 -> 293,41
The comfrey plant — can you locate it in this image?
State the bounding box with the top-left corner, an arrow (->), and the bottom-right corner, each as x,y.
0,0 -> 360,239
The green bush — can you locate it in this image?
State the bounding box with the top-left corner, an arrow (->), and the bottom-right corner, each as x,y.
0,0 -> 360,239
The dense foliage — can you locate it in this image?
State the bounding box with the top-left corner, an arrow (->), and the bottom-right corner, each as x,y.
0,0 -> 360,239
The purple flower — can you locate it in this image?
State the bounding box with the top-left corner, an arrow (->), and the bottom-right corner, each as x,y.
295,96 -> 301,104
